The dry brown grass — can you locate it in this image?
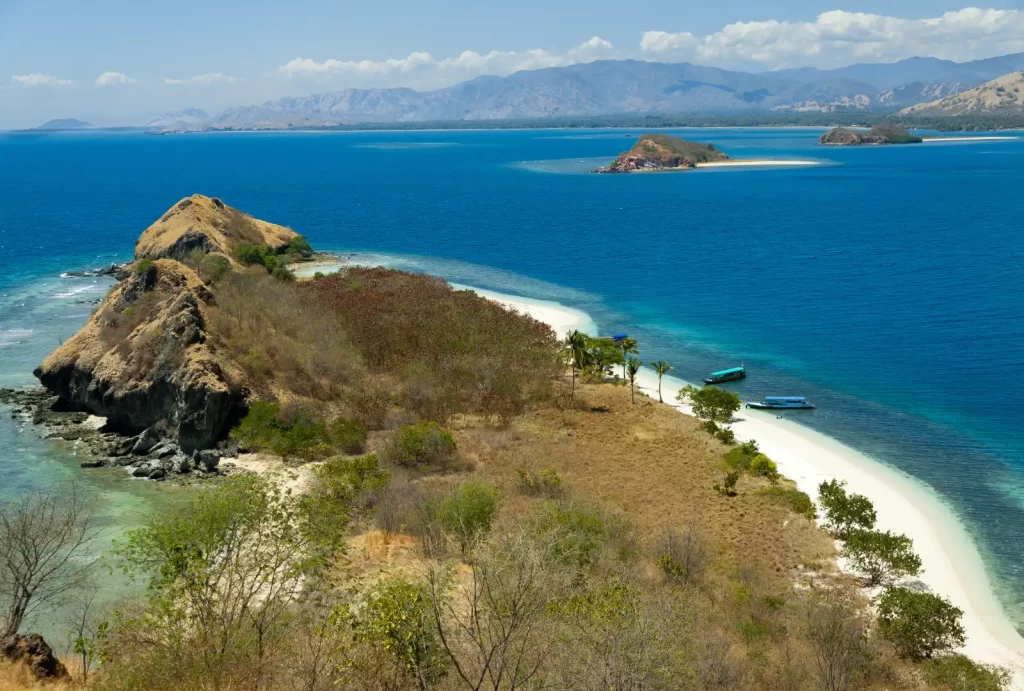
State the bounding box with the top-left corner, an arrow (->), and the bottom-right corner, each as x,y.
0,662 -> 79,691
457,382 -> 835,584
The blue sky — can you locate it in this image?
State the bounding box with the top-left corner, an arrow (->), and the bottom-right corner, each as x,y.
2,0 -> 1023,128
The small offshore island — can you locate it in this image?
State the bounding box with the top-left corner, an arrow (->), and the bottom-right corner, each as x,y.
819,123 -> 923,146
596,133 -> 821,172
595,133 -> 730,172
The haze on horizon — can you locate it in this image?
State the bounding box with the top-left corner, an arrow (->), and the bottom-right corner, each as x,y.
2,0 -> 1024,129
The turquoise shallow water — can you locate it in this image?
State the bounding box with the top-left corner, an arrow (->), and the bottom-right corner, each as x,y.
1,128 -> 1023,630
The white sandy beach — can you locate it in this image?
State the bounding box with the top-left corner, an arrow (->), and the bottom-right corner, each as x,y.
923,136 -> 1020,142
476,287 -> 1024,687
696,159 -> 822,168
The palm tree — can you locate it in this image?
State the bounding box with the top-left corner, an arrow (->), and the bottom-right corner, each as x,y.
618,337 -> 639,382
651,361 -> 673,403
626,358 -> 642,404
564,330 -> 590,403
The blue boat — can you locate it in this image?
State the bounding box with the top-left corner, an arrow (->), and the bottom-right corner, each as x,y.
746,396 -> 815,410
705,366 -> 746,384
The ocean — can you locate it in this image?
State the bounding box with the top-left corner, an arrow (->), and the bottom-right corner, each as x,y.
1,127 -> 1023,632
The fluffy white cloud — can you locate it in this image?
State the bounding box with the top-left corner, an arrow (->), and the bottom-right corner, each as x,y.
641,8 -> 1024,68
277,36 -> 616,85
12,73 -> 72,88
95,71 -> 137,86
164,73 -> 237,85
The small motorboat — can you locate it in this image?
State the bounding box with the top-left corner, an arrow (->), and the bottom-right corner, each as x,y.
704,366 -> 746,384
746,396 -> 815,410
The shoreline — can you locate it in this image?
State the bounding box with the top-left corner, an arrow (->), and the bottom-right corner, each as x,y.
472,285 -> 1024,685
923,136 -> 1020,142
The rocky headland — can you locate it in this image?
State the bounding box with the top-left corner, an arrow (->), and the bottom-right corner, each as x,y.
818,123 -> 923,145
6,194 -> 315,480
595,133 -> 730,172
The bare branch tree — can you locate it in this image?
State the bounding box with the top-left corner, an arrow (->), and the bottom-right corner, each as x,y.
0,482 -> 99,638
427,529 -> 566,690
807,589 -> 869,691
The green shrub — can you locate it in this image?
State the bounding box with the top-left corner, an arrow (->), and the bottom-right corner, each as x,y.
921,654 -> 1011,690
313,271 -> 326,280
725,440 -> 760,470
311,454 -> 390,510
230,401 -> 366,459
354,577 -> 446,684
714,470 -> 740,496
516,468 -> 564,497
759,486 -> 816,520
234,241 -> 272,267
287,235 -> 314,258
135,258 -> 154,275
537,504 -> 608,568
270,265 -> 296,282
749,453 -> 780,482
388,421 -> 456,467
197,253 -> 231,283
422,482 -> 501,555
877,586 -> 965,660
715,427 -> 736,445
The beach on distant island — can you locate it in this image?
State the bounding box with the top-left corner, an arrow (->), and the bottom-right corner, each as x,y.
470,286 -> 1024,689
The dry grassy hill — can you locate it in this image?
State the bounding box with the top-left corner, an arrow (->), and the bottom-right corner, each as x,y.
901,71 -> 1024,115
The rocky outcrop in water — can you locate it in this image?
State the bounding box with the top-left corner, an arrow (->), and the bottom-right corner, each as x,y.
34,259 -> 240,452
818,124 -> 922,145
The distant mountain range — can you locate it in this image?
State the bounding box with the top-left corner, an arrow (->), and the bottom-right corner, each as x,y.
191,54 -> 1024,130
901,72 -> 1024,116
30,53 -> 1024,132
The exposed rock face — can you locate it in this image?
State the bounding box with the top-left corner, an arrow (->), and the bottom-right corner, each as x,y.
35,259 -> 239,452
135,194 -> 297,264
818,124 -> 922,145
1,634 -> 69,680
596,133 -> 729,173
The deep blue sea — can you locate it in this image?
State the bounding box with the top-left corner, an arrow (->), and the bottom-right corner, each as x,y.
2,128 -> 1023,630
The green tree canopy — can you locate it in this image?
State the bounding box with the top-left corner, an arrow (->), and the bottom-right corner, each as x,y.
677,385 -> 741,424
877,587 -> 966,661
842,528 -> 922,586
818,479 -> 877,539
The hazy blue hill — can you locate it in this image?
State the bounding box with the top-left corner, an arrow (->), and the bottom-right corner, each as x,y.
33,118 -> 92,130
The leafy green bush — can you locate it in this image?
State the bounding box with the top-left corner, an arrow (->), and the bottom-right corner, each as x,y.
759,486 -> 816,520
234,241 -> 274,267
537,504 -> 608,568
715,427 -> 736,445
270,265 -> 296,282
749,454 -> 780,482
516,468 -> 564,497
714,470 -> 740,496
287,235 -> 314,258
230,401 -> 366,459
921,654 -> 1010,690
877,587 -> 965,660
354,577 -> 446,684
135,258 -> 154,275
678,385 -> 741,423
197,253 -> 231,283
314,454 -> 390,505
387,421 -> 456,467
422,482 -> 501,555
818,479 -> 877,538
725,440 -> 760,470
313,271 -> 326,280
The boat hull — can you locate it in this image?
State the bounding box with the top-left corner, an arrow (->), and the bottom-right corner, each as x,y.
746,402 -> 815,410
704,372 -> 746,384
